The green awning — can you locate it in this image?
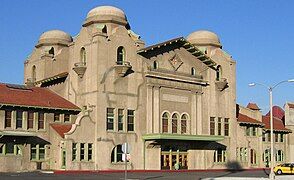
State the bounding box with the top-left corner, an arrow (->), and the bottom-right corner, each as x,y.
142,133 -> 224,141
0,131 -> 36,137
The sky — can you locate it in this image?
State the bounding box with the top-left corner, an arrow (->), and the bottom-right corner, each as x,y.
0,0 -> 293,113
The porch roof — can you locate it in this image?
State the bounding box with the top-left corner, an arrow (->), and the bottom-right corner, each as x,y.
142,133 -> 224,141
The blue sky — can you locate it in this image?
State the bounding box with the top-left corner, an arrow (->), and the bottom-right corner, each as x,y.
0,0 -> 293,113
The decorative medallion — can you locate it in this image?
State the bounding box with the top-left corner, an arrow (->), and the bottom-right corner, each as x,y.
168,53 -> 183,71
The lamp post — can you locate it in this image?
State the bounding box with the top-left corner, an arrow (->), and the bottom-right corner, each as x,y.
249,79 -> 294,180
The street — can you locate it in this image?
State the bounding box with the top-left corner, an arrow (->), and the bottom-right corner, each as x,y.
1,169 -> 293,180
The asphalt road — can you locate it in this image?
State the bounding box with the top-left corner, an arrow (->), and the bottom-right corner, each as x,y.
0,169 -> 292,180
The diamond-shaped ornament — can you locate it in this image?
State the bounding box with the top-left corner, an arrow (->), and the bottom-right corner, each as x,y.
169,53 -> 183,71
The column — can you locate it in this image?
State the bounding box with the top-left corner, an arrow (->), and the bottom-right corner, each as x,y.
196,92 -> 203,134
153,86 -> 160,133
190,91 -> 197,135
146,85 -> 153,133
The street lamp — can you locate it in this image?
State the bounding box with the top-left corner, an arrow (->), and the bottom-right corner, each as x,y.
249,79 -> 294,180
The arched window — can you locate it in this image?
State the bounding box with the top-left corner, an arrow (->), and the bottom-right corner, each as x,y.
49,47 -> 55,56
216,65 -> 222,81
276,150 -> 284,162
102,25 -> 107,34
250,149 -> 257,165
153,61 -> 158,69
32,65 -> 36,82
263,149 -> 270,167
162,112 -> 169,133
117,46 -> 125,65
80,47 -> 86,65
191,67 -> 196,76
181,114 -> 188,134
172,113 -> 179,134
111,144 -> 126,163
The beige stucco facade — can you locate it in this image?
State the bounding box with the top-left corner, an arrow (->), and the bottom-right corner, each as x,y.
0,5 -> 292,172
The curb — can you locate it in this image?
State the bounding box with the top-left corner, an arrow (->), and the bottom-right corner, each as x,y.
53,168 -> 270,174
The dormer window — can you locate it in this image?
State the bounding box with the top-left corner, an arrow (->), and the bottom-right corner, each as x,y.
153,61 -> 158,69
191,67 -> 196,76
117,46 -> 125,65
49,47 -> 55,56
80,47 -> 86,65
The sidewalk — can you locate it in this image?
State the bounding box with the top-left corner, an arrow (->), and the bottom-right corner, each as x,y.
202,175 -> 294,180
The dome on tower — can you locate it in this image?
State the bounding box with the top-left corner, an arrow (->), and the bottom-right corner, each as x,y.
36,30 -> 72,47
83,6 -> 128,27
187,30 -> 221,48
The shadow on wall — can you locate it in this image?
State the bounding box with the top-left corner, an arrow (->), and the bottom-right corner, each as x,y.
225,161 -> 243,172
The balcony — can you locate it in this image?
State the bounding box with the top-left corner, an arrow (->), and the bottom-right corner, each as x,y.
73,62 -> 86,78
215,78 -> 228,91
114,61 -> 132,77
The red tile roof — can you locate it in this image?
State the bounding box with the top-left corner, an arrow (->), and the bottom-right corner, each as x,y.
265,106 -> 285,120
246,103 -> 260,110
237,113 -> 264,126
50,124 -> 72,138
262,116 -> 291,132
0,83 -> 80,111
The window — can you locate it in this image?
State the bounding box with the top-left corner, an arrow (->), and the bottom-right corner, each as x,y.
280,134 -> 284,142
0,143 -> 22,155
80,143 -> 85,161
246,126 -> 251,136
88,143 -> 93,161
117,46 -> 125,65
250,149 -> 257,165
27,111 -> 34,129
172,113 -> 178,134
32,65 -> 36,82
262,131 -> 266,141
162,112 -> 169,133
224,118 -> 229,136
214,149 -> 226,163
72,143 -> 77,161
276,150 -> 284,162
102,25 -> 107,33
111,144 -> 124,163
6,143 -> 14,154
106,108 -> 114,130
181,114 -> 188,134
217,117 -> 222,135
239,147 -> 248,162
263,149 -> 271,163
16,110 -> 23,129
64,114 -> 70,122
275,133 -> 279,142
252,127 -> 257,136
191,67 -> 196,76
268,132 -> 271,142
38,112 -> 44,130
210,117 -> 215,135
4,110 -> 12,128
153,61 -> 158,69
54,113 -> 60,122
80,47 -> 86,65
118,109 -> 124,131
31,144 -> 45,161
49,47 -> 54,56
216,65 -> 222,81
127,110 -> 134,132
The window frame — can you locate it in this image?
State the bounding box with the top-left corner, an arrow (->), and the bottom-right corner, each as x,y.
27,111 -> 34,129
4,110 -> 12,128
127,109 -> 134,132
106,108 -> 115,131
16,110 -> 23,129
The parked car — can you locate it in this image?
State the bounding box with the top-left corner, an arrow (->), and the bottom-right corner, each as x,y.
274,163 -> 294,175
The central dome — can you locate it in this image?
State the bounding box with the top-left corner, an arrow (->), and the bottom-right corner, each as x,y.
187,30 -> 221,48
87,6 -> 126,20
83,6 -> 127,26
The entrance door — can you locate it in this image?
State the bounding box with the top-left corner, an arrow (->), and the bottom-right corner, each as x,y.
161,150 -> 188,170
61,149 -> 66,169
